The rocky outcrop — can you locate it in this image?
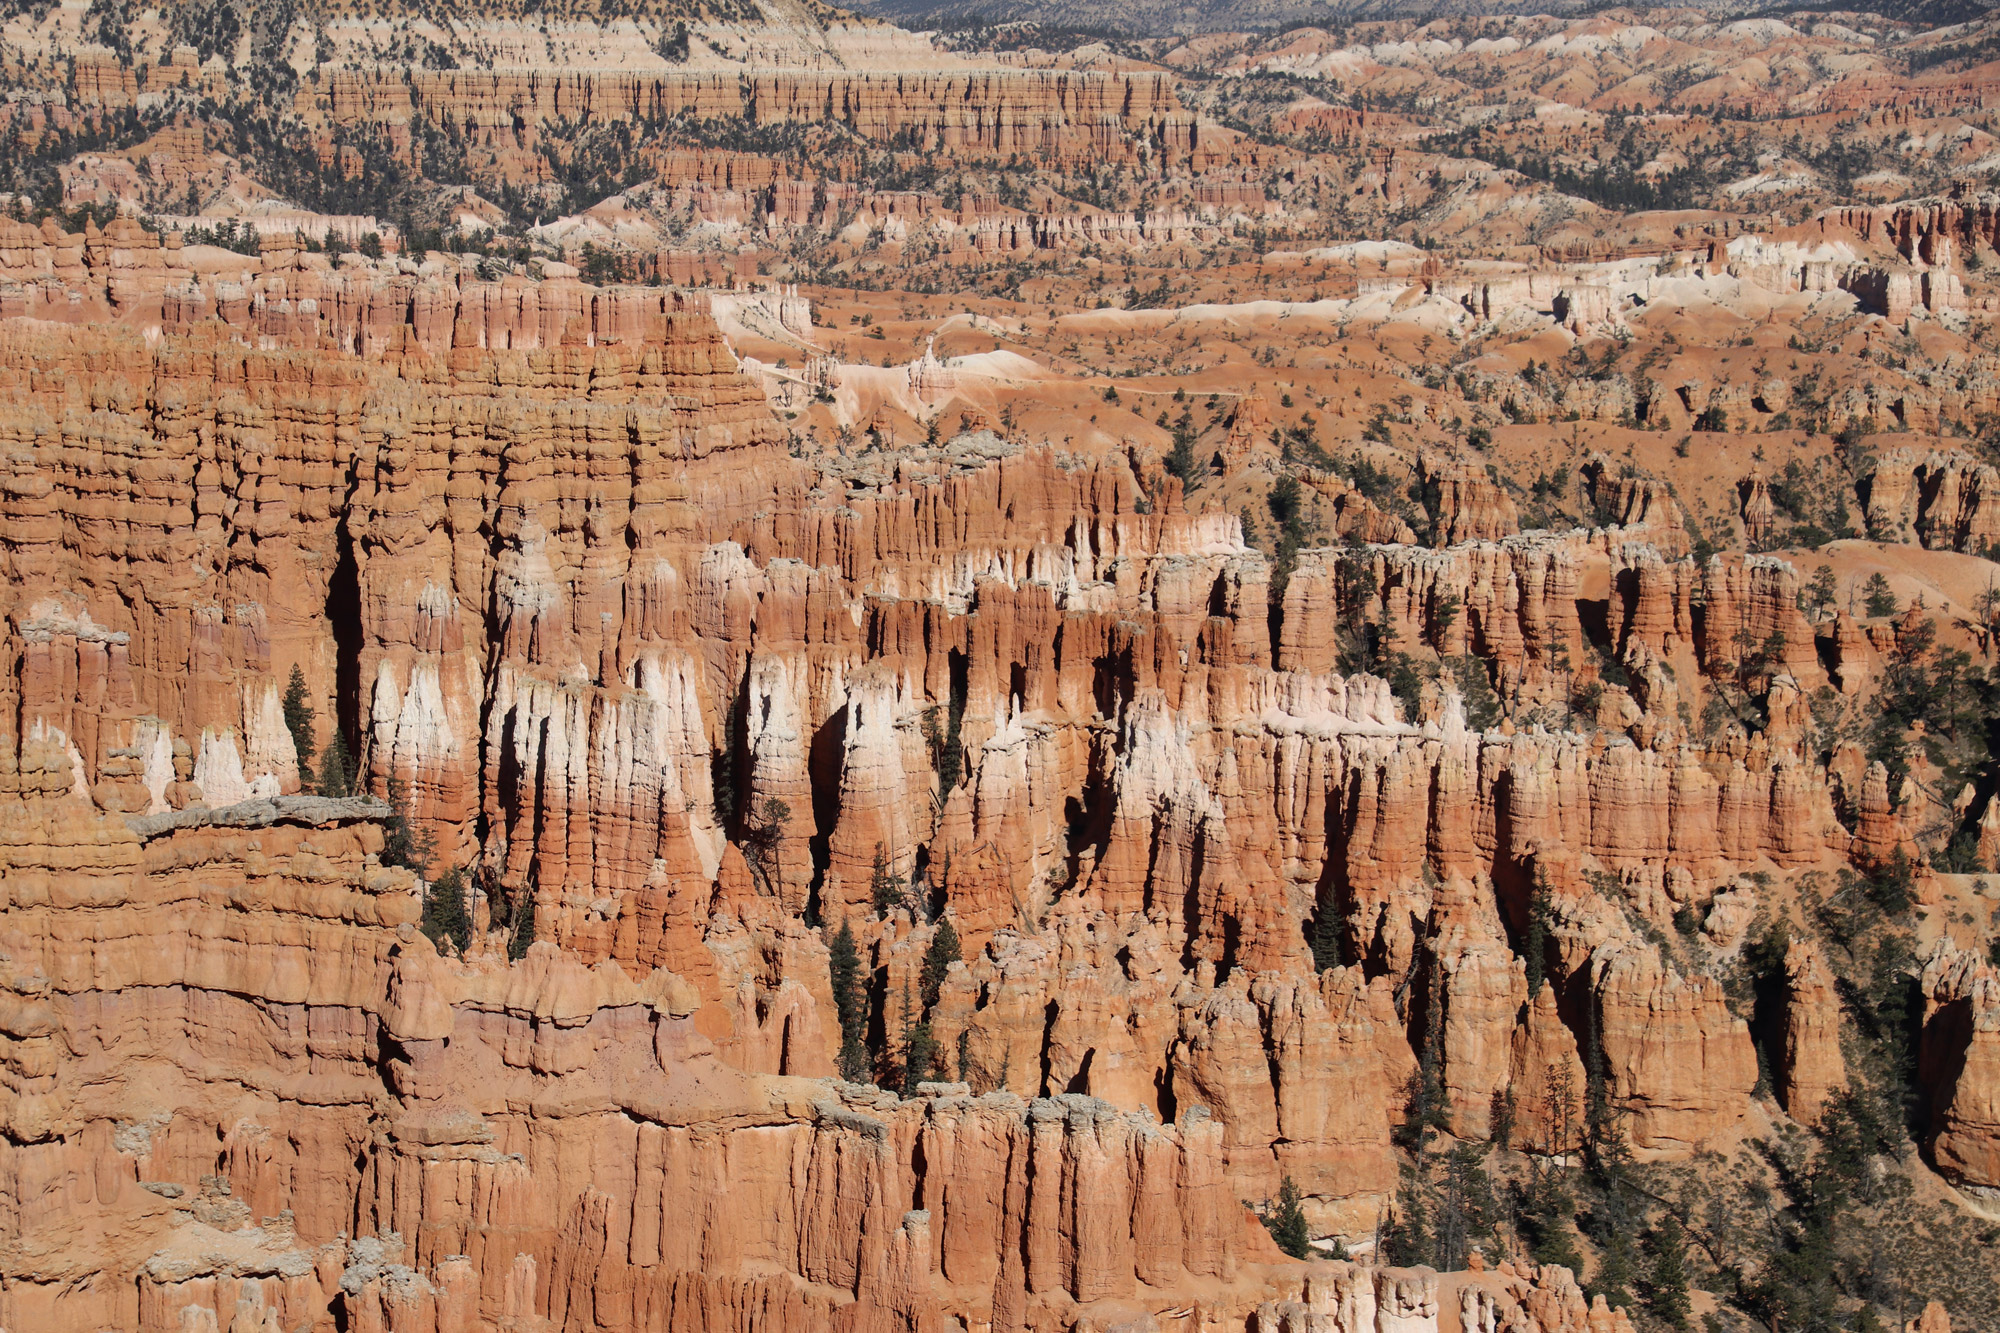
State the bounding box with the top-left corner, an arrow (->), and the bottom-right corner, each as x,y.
1740,472 -> 1779,550
307,67 -> 1200,167
1865,450 -> 2000,554
1510,983 -> 1589,1155
11,756 -> 1721,1333
1421,451 -> 1520,545
1777,935 -> 1847,1127
1692,554 -> 1826,690
1586,466 -> 1689,558
1590,944 -> 1759,1150
1919,941 -> 2000,1190
0,284 -> 1887,1212
1251,1259 -> 1638,1333
0,247 -> 783,859
1278,535 -> 1585,692
0,784 -> 1295,1333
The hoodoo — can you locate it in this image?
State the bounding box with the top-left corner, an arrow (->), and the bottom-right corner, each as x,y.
2,0 -> 1999,1330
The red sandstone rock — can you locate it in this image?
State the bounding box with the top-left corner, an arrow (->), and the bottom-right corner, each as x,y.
1920,941 -> 2000,1189
5,176 -> 1998,1332
1590,943 -> 1759,1150
1777,935 -> 1846,1127
1421,450 -> 1520,545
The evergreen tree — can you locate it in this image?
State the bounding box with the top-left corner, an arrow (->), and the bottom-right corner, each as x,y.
1744,1098 -> 1873,1333
316,727 -> 353,798
1264,1175 -> 1313,1259
711,688 -> 741,827
920,917 -> 960,1011
1269,473 -> 1307,540
1381,1153 -> 1434,1267
379,778 -> 433,872
1514,1157 -> 1583,1272
507,887 -> 537,961
1583,1001 -> 1632,1176
901,1018 -> 938,1091
281,664 -> 315,786
741,796 -> 790,894
922,665 -> 968,801
1390,1135 -> 1496,1271
1523,879 -> 1554,999
1863,573 -> 1897,618
1592,1229 -> 1638,1311
421,864 -> 472,954
1165,409 -> 1200,487
1641,1214 -> 1693,1329
1543,1059 -> 1579,1157
892,982 -> 936,1092
1432,1141 -> 1497,1271
1492,1088 -> 1516,1151
1398,961 -> 1448,1144
828,919 -> 870,1082
1311,894 -> 1342,971
870,843 -> 908,916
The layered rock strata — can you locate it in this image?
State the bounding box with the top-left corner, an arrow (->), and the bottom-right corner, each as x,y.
304,68 -> 1200,167
3,252 -> 1996,1332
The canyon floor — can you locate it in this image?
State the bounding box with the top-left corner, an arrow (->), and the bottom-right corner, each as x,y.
3,1 -> 2000,1332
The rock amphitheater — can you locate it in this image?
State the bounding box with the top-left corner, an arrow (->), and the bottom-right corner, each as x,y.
1,1 -> 1999,1332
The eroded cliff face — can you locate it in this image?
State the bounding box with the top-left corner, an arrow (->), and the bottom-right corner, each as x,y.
1921,941 -> 2000,1190
0,781 -> 1650,1333
2,235 -> 1995,1333
0,789 -> 1300,1333
306,67 -> 1201,169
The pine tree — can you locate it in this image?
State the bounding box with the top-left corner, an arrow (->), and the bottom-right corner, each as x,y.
922,668 -> 967,801
1382,1153 -> 1434,1267
281,665 -> 315,786
1264,1175 -> 1313,1259
920,917 -> 960,1011
828,919 -> 869,1082
1592,1229 -> 1638,1311
892,981 -> 934,1092
1523,879 -> 1554,999
870,843 -> 907,917
379,778 -> 433,872
1311,895 -> 1342,971
741,796 -> 790,894
507,887 -> 537,960
1642,1214 -> 1693,1329
901,1018 -> 937,1092
1492,1088 -> 1516,1150
1583,1000 -> 1633,1178
1863,573 -> 1897,618
421,864 -> 472,954
1398,961 -> 1448,1144
1432,1141 -> 1497,1271
316,728 -> 353,798
1514,1156 -> 1583,1272
1543,1059 -> 1579,1157
1166,409 -> 1200,487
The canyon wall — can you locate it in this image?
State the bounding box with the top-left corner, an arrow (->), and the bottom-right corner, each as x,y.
0,788 -> 1298,1333
296,67 -> 1200,167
